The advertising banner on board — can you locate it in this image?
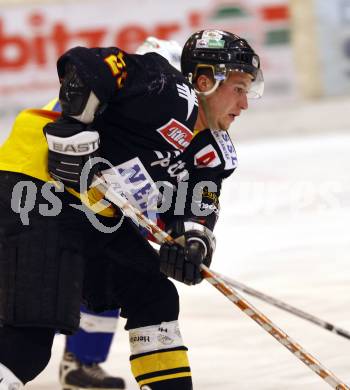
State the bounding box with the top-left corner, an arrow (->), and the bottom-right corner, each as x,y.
0,0 -> 295,117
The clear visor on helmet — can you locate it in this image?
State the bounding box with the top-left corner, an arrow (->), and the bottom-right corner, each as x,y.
247,68 -> 264,99
212,64 -> 264,99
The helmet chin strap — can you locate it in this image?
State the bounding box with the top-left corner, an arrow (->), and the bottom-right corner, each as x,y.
197,93 -> 216,131
195,79 -> 221,131
194,79 -> 220,97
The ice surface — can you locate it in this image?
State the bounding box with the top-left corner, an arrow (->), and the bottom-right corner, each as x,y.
1,95 -> 349,389
23,131 -> 350,389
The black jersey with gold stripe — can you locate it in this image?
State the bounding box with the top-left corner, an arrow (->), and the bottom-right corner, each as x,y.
57,47 -> 198,170
0,46 -> 238,225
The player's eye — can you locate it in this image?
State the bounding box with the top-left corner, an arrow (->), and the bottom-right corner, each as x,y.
233,86 -> 248,96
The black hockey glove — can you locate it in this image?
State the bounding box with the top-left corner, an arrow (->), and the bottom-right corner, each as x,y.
159,219 -> 216,285
43,117 -> 100,191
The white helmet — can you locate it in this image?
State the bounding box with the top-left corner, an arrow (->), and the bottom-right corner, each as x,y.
135,36 -> 182,71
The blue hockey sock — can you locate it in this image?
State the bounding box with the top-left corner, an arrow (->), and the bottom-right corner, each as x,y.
66,306 -> 120,365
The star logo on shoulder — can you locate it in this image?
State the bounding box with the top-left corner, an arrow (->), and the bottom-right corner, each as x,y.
176,83 -> 198,120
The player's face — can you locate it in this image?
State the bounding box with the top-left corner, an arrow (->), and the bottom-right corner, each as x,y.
207,71 -> 252,130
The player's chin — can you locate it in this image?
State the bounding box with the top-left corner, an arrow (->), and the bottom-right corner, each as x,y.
223,114 -> 236,129
229,113 -> 238,123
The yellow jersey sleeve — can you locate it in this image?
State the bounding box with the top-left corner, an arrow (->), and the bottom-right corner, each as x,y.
0,108 -> 116,217
42,98 -> 60,111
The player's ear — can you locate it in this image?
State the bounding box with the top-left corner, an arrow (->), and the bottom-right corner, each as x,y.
195,74 -> 215,93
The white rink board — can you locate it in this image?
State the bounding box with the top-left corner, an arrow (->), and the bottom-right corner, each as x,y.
25,131 -> 350,390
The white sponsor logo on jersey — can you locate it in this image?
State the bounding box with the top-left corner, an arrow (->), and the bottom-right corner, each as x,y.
176,83 -> 198,120
157,118 -> 193,151
101,157 -> 159,217
211,130 -> 238,170
151,150 -> 188,182
194,144 -> 221,168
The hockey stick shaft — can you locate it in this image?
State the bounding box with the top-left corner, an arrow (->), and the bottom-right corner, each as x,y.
95,177 -> 349,389
201,267 -> 349,390
216,274 -> 350,340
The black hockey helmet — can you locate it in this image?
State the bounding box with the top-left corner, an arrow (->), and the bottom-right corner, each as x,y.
181,29 -> 264,98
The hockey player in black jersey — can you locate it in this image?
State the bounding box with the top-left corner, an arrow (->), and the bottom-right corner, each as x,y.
58,37 -> 183,390
0,29 -> 263,390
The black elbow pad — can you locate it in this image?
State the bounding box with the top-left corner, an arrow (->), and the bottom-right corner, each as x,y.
59,63 -> 100,124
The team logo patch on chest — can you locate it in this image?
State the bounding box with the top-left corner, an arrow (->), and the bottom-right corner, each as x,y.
157,119 -> 193,151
